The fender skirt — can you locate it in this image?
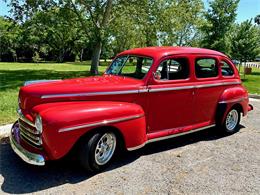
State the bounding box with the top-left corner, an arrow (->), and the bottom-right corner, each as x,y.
32,101 -> 146,160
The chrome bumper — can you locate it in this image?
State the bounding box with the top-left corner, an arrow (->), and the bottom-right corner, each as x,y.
10,125 -> 45,166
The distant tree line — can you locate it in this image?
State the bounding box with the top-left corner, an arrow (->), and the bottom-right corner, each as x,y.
0,0 -> 259,74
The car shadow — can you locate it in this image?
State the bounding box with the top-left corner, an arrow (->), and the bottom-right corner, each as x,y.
0,126 -> 244,194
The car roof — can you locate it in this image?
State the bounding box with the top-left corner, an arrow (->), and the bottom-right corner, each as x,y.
118,46 -> 227,59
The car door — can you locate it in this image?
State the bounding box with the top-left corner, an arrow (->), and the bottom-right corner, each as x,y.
147,56 -> 195,133
192,55 -> 223,125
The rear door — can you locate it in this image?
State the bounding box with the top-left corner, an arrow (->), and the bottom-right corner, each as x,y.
192,55 -> 223,124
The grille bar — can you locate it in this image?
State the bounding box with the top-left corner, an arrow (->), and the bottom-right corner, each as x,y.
19,126 -> 41,142
17,109 -> 42,148
17,109 -> 35,127
18,120 -> 39,135
20,131 -> 42,146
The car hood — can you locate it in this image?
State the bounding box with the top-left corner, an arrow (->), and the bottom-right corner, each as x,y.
19,75 -> 144,111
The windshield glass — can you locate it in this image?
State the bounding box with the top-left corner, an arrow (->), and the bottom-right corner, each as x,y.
106,55 -> 153,79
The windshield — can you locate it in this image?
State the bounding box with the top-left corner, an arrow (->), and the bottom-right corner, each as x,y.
106,55 -> 153,79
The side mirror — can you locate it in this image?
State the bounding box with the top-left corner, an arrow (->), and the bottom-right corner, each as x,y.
153,71 -> 161,80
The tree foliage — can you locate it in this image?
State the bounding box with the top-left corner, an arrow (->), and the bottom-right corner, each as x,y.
0,16 -> 21,61
255,14 -> 260,25
1,0 -> 259,73
160,0 -> 204,46
201,0 -> 239,55
231,20 -> 260,62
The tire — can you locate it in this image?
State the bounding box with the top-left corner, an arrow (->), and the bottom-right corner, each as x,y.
220,108 -> 241,134
78,131 -> 117,172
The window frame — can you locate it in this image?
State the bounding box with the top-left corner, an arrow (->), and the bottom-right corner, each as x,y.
153,56 -> 191,84
194,56 -> 220,81
105,54 -> 154,80
220,59 -> 235,78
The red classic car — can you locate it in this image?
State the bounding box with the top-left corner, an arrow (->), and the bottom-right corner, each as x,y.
10,47 -> 253,172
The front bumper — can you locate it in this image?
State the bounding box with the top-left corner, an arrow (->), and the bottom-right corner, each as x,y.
10,123 -> 45,166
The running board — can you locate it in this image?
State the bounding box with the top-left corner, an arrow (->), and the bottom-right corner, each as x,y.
127,124 -> 216,151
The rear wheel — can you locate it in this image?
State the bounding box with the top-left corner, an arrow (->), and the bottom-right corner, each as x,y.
79,131 -> 117,172
221,108 -> 241,134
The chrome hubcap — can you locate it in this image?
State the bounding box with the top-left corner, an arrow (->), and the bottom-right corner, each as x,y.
94,132 -> 116,165
225,109 -> 239,131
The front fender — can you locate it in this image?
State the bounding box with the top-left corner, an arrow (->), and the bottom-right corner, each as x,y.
32,101 -> 146,160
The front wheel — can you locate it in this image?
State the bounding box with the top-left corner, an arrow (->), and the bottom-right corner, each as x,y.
79,131 -> 117,172
221,108 -> 241,134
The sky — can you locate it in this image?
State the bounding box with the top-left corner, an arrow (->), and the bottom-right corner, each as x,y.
0,0 -> 259,23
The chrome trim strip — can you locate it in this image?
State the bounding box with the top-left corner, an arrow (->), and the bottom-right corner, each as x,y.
24,80 -> 61,86
139,89 -> 149,93
17,109 -> 35,127
196,83 -> 222,88
10,132 -> 45,166
40,81 -> 241,98
196,81 -> 241,89
127,142 -> 146,151
126,124 -> 215,151
149,81 -> 241,93
41,90 -> 139,99
59,114 -> 145,133
219,97 -> 246,104
149,85 -> 194,92
147,124 -> 216,143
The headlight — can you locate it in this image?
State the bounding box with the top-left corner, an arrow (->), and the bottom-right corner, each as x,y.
35,115 -> 43,133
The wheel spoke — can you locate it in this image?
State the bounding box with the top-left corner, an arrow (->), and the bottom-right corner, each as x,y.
94,132 -> 117,165
225,109 -> 239,131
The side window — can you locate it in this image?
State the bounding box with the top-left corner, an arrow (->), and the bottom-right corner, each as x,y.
195,58 -> 218,78
155,58 -> 189,80
119,56 -> 153,79
221,60 -> 234,76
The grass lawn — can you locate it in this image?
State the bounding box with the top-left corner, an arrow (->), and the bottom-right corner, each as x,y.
0,62 -> 260,125
0,61 -> 109,125
239,67 -> 260,94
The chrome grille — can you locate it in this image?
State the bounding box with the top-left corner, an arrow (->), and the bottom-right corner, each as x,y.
18,113 -> 42,148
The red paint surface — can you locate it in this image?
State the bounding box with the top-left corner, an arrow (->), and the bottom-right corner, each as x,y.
14,47 -> 251,161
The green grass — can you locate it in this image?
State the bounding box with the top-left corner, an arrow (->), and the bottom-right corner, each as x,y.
0,61 -> 108,125
0,62 -> 259,125
239,67 -> 260,94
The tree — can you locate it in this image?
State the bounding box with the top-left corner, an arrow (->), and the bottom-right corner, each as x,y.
8,0 -> 128,74
255,14 -> 260,25
231,20 -> 260,64
201,0 -> 239,55
0,16 -> 21,61
159,0 -> 204,46
69,0 -> 115,74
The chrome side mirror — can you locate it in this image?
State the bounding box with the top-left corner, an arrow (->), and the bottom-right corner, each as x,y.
153,71 -> 161,80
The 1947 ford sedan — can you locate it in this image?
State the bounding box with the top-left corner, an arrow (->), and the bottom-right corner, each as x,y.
10,47 -> 253,172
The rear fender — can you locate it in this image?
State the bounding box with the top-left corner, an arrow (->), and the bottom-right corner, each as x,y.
32,101 -> 147,160
217,86 -> 249,124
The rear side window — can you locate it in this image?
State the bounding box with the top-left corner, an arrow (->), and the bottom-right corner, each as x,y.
195,58 -> 218,78
155,58 -> 189,80
221,60 -> 234,76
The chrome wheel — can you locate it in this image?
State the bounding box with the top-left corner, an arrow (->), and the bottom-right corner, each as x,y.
94,132 -> 116,165
225,109 -> 239,131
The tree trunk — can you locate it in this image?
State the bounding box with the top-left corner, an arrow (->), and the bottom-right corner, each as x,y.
57,50 -> 64,63
80,48 -> 84,62
90,41 -> 102,75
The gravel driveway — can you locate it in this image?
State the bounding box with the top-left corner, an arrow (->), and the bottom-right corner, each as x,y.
0,99 -> 259,194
